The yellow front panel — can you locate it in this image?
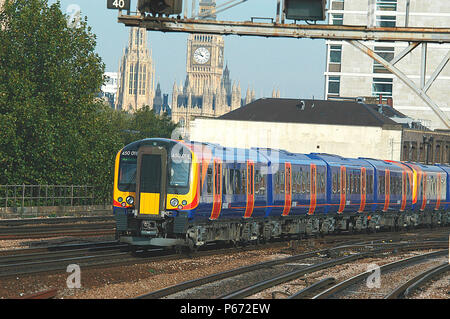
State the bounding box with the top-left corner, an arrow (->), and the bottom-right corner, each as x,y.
139,193 -> 160,215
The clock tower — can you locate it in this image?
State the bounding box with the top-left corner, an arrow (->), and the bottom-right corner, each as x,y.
171,0 -> 243,137
186,0 -> 224,96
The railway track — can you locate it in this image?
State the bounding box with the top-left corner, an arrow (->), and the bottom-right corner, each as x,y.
135,239 -> 447,299
385,261 -> 450,299
0,216 -> 114,227
311,249 -> 449,299
0,240 -> 295,279
0,221 -> 116,239
0,241 -> 131,278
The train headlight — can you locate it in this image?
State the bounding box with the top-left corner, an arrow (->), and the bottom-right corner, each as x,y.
182,200 -> 187,205
118,197 -> 123,203
170,198 -> 179,207
126,196 -> 134,205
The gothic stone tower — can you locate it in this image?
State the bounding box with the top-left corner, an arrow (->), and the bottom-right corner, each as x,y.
115,27 -> 156,112
171,0 -> 241,135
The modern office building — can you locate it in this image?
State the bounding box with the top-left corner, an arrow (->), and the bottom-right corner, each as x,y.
325,0 -> 450,130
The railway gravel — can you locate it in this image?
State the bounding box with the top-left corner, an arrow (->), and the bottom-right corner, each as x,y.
0,246 -> 287,299
409,272 -> 450,299
248,250 -> 448,299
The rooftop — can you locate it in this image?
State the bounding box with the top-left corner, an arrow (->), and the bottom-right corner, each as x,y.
218,98 -> 402,128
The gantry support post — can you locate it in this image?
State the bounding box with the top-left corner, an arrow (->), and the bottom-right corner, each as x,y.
347,40 -> 450,129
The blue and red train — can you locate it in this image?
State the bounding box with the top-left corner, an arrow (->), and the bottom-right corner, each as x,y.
113,138 -> 450,248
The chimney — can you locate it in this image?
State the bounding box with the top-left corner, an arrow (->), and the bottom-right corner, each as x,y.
387,97 -> 393,107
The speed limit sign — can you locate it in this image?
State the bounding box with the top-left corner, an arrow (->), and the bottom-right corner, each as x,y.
107,0 -> 131,10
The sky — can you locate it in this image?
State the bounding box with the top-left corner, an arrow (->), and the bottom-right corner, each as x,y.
49,0 -> 327,99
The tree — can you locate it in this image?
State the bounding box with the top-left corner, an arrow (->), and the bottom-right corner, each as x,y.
0,0 -> 120,198
122,106 -> 177,145
0,0 -> 179,204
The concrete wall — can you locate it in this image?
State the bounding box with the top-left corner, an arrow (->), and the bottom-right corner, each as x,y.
190,119 -> 403,161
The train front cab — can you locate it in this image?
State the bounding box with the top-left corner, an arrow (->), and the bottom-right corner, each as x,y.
113,139 -> 200,247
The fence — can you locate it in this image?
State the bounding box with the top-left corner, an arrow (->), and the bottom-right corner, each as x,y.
0,185 -> 112,218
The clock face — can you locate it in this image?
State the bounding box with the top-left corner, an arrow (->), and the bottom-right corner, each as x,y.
193,47 -> 210,64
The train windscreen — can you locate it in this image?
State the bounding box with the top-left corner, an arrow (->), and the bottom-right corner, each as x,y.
168,145 -> 191,195
118,157 -> 137,192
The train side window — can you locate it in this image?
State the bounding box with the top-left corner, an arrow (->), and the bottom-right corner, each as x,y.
232,169 -> 241,194
347,173 -> 351,195
379,174 -> 385,195
206,167 -> 213,194
241,167 -> 247,195
319,172 -> 325,194
255,168 -> 267,195
306,170 -> 310,193
300,168 -> 305,194
223,168 -> 231,195
368,174 -> 373,194
332,171 -> 337,194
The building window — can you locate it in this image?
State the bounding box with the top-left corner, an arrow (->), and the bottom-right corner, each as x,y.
332,14 -> 343,25
376,15 -> 396,27
331,0 -> 344,10
328,76 -> 341,96
139,65 -> 147,96
329,45 -> 342,72
376,0 -> 397,11
330,45 -> 342,63
372,77 -> 393,98
128,64 -> 134,95
373,46 -> 394,73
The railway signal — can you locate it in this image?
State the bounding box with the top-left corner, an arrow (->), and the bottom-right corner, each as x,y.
137,0 -> 183,15
284,0 -> 327,21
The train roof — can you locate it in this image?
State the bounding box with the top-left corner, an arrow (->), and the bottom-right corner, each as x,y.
251,148 -> 326,166
359,157 -> 405,172
309,153 -> 373,168
435,164 -> 450,174
403,161 -> 447,173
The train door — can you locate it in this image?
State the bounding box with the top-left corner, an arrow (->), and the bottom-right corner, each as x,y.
358,168 -> 366,212
401,171 -> 407,211
421,173 -> 427,211
282,162 -> 292,216
244,161 -> 255,218
436,173 -> 441,210
136,146 -> 167,216
338,166 -> 346,213
210,159 -> 223,220
308,164 -> 317,215
383,169 -> 390,212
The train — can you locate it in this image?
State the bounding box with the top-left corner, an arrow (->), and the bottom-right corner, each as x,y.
113,138 -> 450,249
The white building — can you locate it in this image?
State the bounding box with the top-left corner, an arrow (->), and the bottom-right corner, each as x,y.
325,0 -> 450,130
190,98 -> 404,161
100,72 -> 118,108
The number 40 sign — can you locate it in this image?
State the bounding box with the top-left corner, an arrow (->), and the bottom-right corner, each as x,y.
107,0 -> 131,10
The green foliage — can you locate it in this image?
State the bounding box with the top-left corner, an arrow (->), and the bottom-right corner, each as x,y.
121,106 -> 177,145
0,0 -> 177,204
